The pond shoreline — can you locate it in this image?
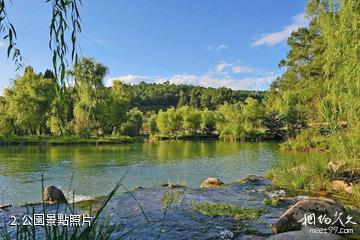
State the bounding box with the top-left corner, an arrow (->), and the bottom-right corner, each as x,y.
0,135 -> 284,146
0,136 -> 142,146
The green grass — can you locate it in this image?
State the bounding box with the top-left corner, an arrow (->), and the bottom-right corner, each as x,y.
280,128 -> 331,151
160,191 -> 184,211
0,135 -> 140,145
191,201 -> 268,220
270,127 -> 360,207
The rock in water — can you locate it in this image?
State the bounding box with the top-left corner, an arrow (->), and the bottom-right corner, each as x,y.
268,228 -> 343,240
272,197 -> 347,234
43,186 -> 68,204
200,177 -> 224,188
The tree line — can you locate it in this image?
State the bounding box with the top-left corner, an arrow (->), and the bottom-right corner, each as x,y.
0,57 -> 305,140
266,0 -> 360,146
3,0 -> 358,143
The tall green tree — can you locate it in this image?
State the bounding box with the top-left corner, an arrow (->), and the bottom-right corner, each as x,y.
0,96 -> 13,136
5,67 -> 55,135
72,58 -> 108,137
120,108 -> 143,136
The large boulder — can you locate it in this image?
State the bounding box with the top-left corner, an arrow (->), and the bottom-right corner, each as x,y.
43,185 -> 68,204
272,197 -> 347,234
200,177 -> 224,188
268,228 -> 343,240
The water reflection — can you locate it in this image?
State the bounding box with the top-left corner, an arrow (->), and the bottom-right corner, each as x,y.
0,141 -> 298,205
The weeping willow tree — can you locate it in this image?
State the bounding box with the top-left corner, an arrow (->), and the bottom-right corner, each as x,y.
308,0 -> 360,162
1,0 -> 82,136
314,0 -> 360,125
0,0 -> 81,90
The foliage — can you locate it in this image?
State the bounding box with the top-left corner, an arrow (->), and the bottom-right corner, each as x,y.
124,81 -> 264,112
0,96 -> 13,136
0,0 -> 23,69
216,98 -> 265,141
72,58 -> 109,137
191,201 -> 268,220
160,191 -> 184,211
201,108 -> 216,134
4,67 -> 56,135
120,108 -> 143,136
0,0 -> 82,88
263,112 -> 285,139
268,0 -> 360,205
143,112 -> 158,135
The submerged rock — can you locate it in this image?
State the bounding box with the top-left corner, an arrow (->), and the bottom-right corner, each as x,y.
267,190 -> 286,199
200,177 -> 224,188
1,177 -> 287,239
43,185 -> 68,204
1,178 -> 358,239
272,197 -> 347,234
161,183 -> 185,189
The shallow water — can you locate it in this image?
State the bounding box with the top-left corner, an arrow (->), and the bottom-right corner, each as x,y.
0,141 -> 304,205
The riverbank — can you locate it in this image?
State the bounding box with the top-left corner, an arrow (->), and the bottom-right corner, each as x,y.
151,133 -> 219,141
0,135 -> 143,145
0,134 -> 279,145
268,128 -> 360,211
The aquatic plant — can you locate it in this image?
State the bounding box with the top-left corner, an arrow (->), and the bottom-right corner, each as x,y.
191,201 -> 268,220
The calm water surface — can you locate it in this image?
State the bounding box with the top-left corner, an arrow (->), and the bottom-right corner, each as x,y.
0,141 -> 304,205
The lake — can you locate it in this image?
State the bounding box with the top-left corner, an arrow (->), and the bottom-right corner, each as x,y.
0,141 -> 303,206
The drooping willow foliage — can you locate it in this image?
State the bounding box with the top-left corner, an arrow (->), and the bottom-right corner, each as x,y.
0,0 -> 22,69
0,0 -> 82,91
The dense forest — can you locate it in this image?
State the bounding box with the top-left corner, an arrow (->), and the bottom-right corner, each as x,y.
0,58 -> 287,141
128,82 -> 263,112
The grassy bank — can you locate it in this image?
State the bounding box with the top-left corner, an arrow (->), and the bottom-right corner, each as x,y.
268,128 -> 360,207
0,135 -> 142,145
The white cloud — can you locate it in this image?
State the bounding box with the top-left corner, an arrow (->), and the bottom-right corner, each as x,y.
105,74 -> 154,86
106,62 -> 277,91
213,62 -> 233,74
232,65 -> 254,73
252,13 -> 307,47
207,44 -> 229,51
212,61 -> 254,74
0,41 -> 6,48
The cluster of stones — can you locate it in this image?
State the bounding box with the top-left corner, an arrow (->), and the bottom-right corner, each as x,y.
199,177 -> 350,239
36,177 -> 355,239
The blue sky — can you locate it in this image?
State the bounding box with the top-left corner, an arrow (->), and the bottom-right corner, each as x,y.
0,0 -> 308,91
